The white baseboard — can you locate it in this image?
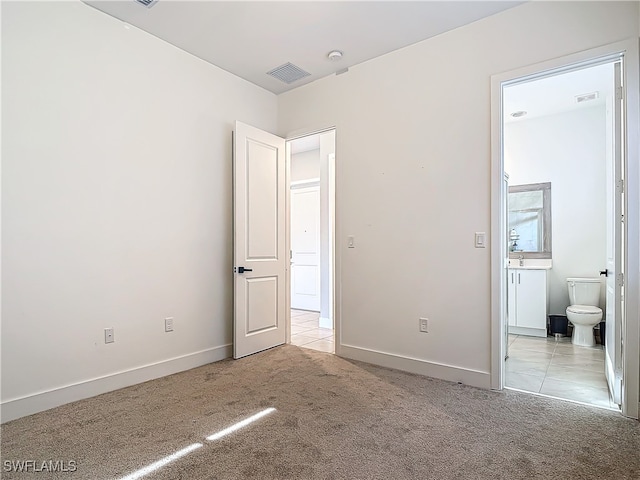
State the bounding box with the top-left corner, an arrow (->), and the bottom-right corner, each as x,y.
319,316 -> 332,329
338,344 -> 491,390
1,344 -> 232,423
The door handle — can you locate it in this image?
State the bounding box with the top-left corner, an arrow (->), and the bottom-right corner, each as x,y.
237,266 -> 253,274
600,269 -> 609,277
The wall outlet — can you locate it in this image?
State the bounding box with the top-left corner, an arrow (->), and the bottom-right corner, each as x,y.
419,318 -> 429,333
165,317 -> 174,332
104,327 -> 114,344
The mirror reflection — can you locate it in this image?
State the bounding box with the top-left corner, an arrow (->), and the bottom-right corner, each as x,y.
508,182 -> 551,258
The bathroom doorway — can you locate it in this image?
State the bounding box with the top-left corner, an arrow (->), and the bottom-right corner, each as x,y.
490,40 -> 639,418
287,131 -> 336,354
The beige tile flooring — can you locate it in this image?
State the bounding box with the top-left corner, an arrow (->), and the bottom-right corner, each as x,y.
505,334 -> 618,409
290,309 -> 334,353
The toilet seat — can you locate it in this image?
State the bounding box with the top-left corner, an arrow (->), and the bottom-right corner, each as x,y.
567,305 -> 602,315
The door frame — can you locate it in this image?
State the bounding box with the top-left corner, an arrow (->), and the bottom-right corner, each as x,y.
284,127 -> 338,352
490,39 -> 640,419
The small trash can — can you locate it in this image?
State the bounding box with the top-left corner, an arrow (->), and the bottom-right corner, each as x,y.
598,321 -> 606,345
548,314 -> 569,337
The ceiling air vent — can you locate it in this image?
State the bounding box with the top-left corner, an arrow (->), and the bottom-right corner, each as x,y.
575,92 -> 599,103
135,0 -> 159,8
267,63 -> 311,84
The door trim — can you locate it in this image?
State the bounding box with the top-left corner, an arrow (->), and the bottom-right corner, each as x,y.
490,39 -> 640,419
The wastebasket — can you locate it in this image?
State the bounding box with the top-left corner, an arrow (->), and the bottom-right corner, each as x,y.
598,321 -> 606,345
548,314 -> 569,336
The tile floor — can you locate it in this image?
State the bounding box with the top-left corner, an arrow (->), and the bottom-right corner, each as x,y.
290,309 -> 334,353
505,334 -> 618,409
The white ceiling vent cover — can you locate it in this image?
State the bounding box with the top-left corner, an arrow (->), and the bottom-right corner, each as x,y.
135,0 -> 159,8
267,63 -> 311,84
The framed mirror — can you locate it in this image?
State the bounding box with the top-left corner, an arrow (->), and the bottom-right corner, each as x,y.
508,182 -> 551,259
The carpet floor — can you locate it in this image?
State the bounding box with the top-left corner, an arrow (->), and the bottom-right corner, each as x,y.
1,345 -> 639,479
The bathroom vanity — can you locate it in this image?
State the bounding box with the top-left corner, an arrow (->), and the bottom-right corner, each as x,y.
507,267 -> 550,337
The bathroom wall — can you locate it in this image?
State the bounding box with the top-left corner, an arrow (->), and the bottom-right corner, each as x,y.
505,105 -> 607,315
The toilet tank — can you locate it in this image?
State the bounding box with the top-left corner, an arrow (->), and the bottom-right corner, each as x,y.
567,278 -> 601,306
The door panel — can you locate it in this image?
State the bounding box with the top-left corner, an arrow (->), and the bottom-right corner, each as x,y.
516,270 -> 546,330
246,141 -> 279,259
246,277 -> 278,333
507,270 -> 516,327
234,121 -> 286,359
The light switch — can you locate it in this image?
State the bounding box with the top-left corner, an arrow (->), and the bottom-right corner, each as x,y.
347,236 -> 355,248
475,232 -> 486,248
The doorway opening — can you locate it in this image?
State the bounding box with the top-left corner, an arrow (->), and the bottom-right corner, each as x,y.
287,130 -> 336,353
490,40 -> 640,419
503,62 -> 619,409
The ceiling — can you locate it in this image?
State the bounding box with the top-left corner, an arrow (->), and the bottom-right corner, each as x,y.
84,1 -> 524,94
504,62 -> 615,123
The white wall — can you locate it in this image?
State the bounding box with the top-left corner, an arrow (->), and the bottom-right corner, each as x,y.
505,105 -> 607,316
278,1 -> 639,387
1,1 -> 277,421
291,149 -> 320,183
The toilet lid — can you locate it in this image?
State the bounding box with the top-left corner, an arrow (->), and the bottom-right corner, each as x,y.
567,305 -> 602,315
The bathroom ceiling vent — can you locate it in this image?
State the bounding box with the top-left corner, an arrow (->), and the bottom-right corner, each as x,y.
267,63 -> 311,84
134,0 -> 159,8
575,91 -> 599,103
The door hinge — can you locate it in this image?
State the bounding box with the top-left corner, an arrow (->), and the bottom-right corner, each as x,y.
617,179 -> 624,194
233,266 -> 237,273
617,273 -> 624,287
621,213 -> 625,223
615,86 -> 623,101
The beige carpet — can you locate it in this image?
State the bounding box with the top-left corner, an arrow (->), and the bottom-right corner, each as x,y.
1,345 -> 639,479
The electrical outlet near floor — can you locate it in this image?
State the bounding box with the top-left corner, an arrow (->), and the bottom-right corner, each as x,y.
104,327 -> 114,344
419,318 -> 429,333
165,317 -> 174,332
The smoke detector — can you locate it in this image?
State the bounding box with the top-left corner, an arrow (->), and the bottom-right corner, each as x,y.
327,50 -> 343,61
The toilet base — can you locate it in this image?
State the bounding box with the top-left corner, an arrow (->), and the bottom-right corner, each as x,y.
571,323 -> 596,347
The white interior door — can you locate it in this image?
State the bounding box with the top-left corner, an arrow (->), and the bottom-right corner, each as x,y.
605,62 -> 623,405
233,121 -> 286,359
290,184 -> 321,311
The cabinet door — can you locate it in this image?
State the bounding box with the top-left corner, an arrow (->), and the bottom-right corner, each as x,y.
515,269 -> 546,330
507,269 -> 517,327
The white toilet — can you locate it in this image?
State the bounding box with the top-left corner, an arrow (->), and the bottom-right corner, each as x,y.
566,278 -> 603,347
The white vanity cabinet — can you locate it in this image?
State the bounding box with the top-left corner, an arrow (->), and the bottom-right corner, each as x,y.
507,268 -> 549,337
